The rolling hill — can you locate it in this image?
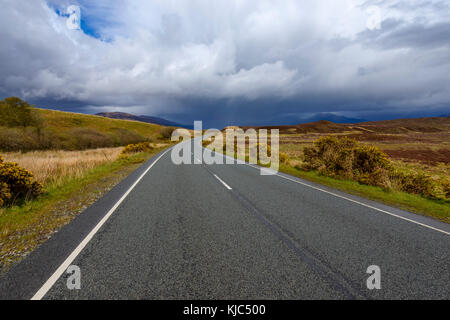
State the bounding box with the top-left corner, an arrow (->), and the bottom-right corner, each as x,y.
0,105 -> 172,152
242,116 -> 450,134
96,112 -> 193,129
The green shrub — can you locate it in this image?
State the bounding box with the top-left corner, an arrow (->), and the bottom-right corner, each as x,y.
0,158 -> 43,206
0,155 -> 9,206
304,136 -> 354,174
442,180 -> 450,199
120,142 -> 154,156
302,136 -> 391,187
303,136 -> 357,175
302,146 -> 322,170
69,128 -> 115,150
280,152 -> 290,164
111,128 -> 146,146
353,145 -> 391,187
159,127 -> 176,140
390,170 -> 438,199
0,182 -> 11,207
0,127 -> 41,151
302,136 -> 447,199
0,97 -> 41,128
117,155 -> 145,164
354,145 -> 391,173
118,143 -> 154,164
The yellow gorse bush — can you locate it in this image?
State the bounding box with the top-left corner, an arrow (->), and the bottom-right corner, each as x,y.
159,127 -> 176,140
388,169 -> 439,199
302,136 -> 391,185
0,153 -> 43,206
301,136 -> 445,199
0,182 -> 11,207
120,142 -> 154,156
442,180 -> 450,199
279,152 -> 290,164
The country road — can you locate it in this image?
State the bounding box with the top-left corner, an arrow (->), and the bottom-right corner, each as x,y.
1,139 -> 449,300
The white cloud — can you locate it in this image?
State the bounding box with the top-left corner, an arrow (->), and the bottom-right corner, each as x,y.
0,0 -> 449,123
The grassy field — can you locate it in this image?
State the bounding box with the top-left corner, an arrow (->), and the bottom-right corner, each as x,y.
276,130 -> 449,205
0,99 -> 182,270
0,144 -> 171,270
0,107 -> 175,152
3,148 -> 124,188
214,145 -> 449,223
208,119 -> 450,222
39,109 -> 164,140
279,164 -> 450,223
279,135 -> 449,179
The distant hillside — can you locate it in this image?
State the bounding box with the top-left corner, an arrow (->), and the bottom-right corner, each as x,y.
96,112 -> 193,129
0,97 -> 173,152
298,113 -> 366,124
241,116 -> 450,134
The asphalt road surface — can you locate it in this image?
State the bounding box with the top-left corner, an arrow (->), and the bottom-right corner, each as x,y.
1,138 -> 449,300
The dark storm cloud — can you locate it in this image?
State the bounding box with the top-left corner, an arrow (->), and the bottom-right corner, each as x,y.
0,0 -> 449,128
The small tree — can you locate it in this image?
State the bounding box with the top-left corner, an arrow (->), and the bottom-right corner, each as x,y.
159,127 -> 175,140
0,97 -> 40,128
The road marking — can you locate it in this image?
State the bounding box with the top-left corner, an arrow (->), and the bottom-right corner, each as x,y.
213,174 -> 232,190
202,147 -> 450,236
31,148 -> 172,300
249,164 -> 450,236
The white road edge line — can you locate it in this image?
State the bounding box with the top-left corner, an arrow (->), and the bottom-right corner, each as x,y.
213,174 -> 232,190
246,163 -> 450,236
202,147 -> 449,236
31,148 -> 172,300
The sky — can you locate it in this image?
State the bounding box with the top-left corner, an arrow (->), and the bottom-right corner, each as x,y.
0,0 -> 449,128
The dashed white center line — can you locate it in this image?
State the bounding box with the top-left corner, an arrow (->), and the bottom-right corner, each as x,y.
213,174 -> 232,190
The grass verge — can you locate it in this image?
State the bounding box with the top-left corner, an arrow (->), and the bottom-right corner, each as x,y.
0,146 -> 170,271
215,146 -> 449,223
279,164 -> 450,223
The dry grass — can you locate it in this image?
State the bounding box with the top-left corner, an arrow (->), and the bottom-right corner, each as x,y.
3,148 -> 123,187
0,146 -> 169,269
278,133 -> 449,195
206,132 -> 449,222
0,107 -> 177,152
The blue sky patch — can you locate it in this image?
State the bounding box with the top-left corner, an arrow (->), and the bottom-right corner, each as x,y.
50,2 -> 106,40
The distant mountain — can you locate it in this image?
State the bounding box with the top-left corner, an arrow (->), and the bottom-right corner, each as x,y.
260,112 -> 367,127
95,112 -> 193,129
241,116 -> 450,135
299,113 -> 367,124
